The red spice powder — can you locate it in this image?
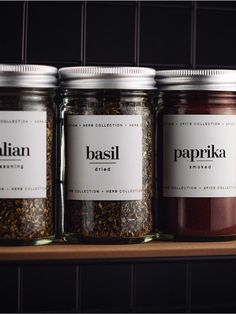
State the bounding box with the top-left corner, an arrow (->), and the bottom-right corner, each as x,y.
157,91 -> 236,240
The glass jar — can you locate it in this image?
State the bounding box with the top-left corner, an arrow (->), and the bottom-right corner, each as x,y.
59,66 -> 156,243
156,69 -> 236,240
0,64 -> 57,245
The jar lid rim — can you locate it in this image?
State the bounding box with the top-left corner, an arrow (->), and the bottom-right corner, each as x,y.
59,66 -> 157,90
0,64 -> 57,74
0,64 -> 58,88
156,69 -> 236,91
157,69 -> 236,77
59,66 -> 156,76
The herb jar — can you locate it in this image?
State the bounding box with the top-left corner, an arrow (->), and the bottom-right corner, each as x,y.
59,66 -> 156,243
156,69 -> 236,240
0,64 -> 57,245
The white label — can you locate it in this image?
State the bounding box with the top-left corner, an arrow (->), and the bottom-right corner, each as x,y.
0,111 -> 47,199
67,115 -> 143,200
163,114 -> 236,198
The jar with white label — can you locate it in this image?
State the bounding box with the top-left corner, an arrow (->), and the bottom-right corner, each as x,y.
156,69 -> 236,240
59,66 -> 156,243
0,64 -> 57,245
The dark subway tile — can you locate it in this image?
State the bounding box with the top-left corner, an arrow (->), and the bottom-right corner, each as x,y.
22,264 -> 76,312
0,2 -> 23,63
191,261 -> 236,312
0,265 -> 18,313
192,305 -> 236,313
140,5 -> 191,66
197,1 -> 236,9
86,3 -> 135,65
141,1 -> 192,8
196,9 -> 236,67
81,263 -> 131,312
135,262 -> 186,312
27,2 -> 81,63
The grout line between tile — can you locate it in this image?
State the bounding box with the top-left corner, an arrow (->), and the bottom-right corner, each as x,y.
75,265 -> 80,312
130,263 -> 136,312
190,1 -> 197,69
17,266 -> 23,313
81,1 -> 87,66
78,265 -> 83,312
134,1 -> 140,66
21,1 -> 28,64
185,262 -> 192,313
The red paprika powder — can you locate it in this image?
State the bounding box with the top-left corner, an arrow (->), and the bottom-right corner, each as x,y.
156,69 -> 236,240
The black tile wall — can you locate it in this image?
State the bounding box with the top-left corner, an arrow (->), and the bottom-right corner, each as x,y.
140,4 -> 191,67
86,2 -> 135,65
197,1 -> 236,9
191,261 -> 236,313
1,0 -> 236,68
196,8 -> 236,67
27,2 -> 82,64
80,263 -> 132,312
0,260 -> 236,313
0,2 -> 23,63
22,265 -> 77,312
146,1 -> 191,7
0,265 -> 18,313
135,262 -> 186,312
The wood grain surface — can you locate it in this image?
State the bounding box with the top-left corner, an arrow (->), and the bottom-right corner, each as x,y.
0,241 -> 236,261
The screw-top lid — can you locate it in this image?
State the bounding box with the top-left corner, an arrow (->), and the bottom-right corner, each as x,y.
59,66 -> 156,90
156,69 -> 236,91
0,64 -> 58,88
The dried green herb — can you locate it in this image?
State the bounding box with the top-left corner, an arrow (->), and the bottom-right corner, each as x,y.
0,108 -> 54,242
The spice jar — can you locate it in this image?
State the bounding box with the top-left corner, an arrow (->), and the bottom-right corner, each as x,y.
0,64 -> 57,245
156,69 -> 236,240
59,66 -> 156,243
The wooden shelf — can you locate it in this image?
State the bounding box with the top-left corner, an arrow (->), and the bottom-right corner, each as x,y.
1,240 -> 236,261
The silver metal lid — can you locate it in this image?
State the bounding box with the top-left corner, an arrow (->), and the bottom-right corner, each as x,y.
59,66 -> 156,90
156,69 -> 236,91
0,64 -> 58,88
